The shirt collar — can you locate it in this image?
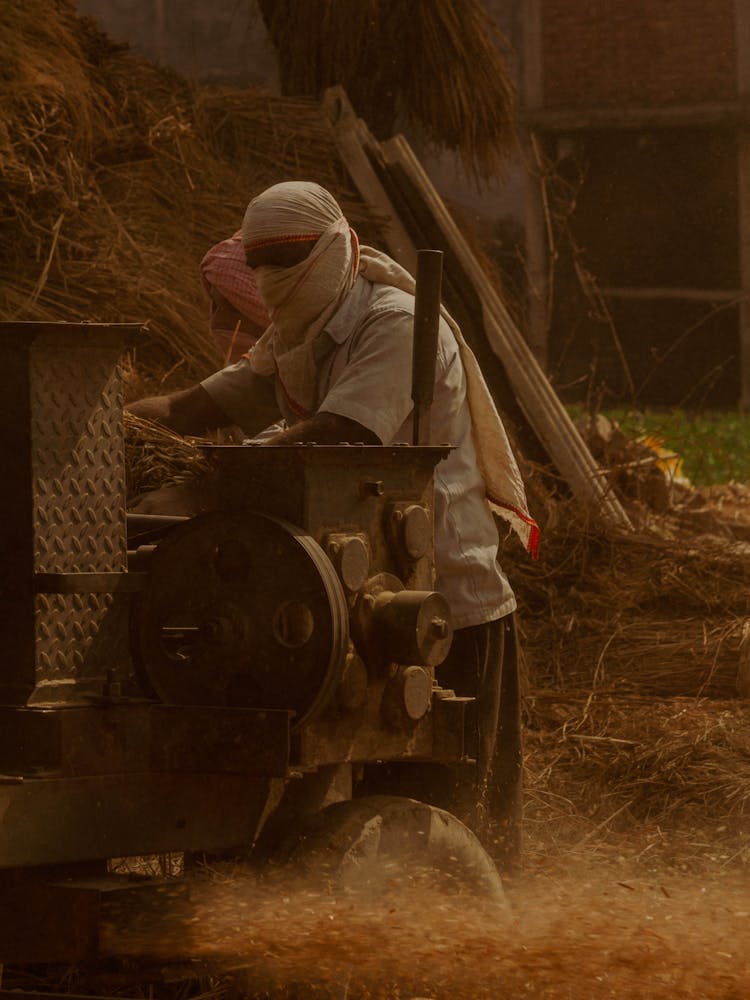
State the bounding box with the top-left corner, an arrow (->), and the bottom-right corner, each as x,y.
323,274 -> 370,345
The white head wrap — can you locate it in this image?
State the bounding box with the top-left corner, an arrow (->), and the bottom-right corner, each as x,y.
242,181 -> 538,556
242,182 -> 358,416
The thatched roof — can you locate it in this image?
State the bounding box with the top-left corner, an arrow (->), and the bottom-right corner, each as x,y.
0,0 -> 383,385
257,0 -> 517,179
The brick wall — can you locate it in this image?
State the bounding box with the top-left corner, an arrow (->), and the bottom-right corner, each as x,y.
541,0 -> 737,108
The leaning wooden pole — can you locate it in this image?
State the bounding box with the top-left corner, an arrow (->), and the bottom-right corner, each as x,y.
323,87 -> 632,531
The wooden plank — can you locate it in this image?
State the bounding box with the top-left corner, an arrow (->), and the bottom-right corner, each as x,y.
334,97 -> 551,464
322,87 -> 417,275
322,87 -> 630,528
377,134 -> 632,531
521,0 -> 549,370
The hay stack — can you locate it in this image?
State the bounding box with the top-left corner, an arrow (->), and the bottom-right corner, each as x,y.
507,499 -> 750,699
505,425 -> 750,855
1,0 -> 382,388
258,0 -> 517,178
524,691 -> 750,859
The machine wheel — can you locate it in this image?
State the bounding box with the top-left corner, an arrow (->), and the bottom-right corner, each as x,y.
276,794 -> 508,909
353,617 -> 524,871
129,511 -> 349,730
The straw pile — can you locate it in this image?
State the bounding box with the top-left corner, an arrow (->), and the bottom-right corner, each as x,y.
258,0 -> 517,178
506,478 -> 750,859
507,499 -> 750,699
1,0 -> 382,387
524,691 -> 750,864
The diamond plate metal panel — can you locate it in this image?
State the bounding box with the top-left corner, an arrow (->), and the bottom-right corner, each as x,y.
29,345 -> 130,700
31,351 -> 127,574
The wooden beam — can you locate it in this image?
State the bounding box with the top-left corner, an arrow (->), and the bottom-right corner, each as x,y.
524,101 -> 746,132
520,1 -> 549,367
524,133 -> 551,367
322,87 -> 631,529
736,0 -> 750,407
322,88 -> 417,275
377,135 -> 632,531
521,0 -> 543,112
600,286 -> 746,303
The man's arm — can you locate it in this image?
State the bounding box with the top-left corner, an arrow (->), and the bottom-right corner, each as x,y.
264,412 -> 379,446
126,385 -> 230,436
126,367 -> 281,438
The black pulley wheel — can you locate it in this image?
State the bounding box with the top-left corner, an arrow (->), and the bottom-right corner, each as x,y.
130,511 -> 349,730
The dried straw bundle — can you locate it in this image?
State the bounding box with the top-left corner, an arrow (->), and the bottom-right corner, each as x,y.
0,2 -> 112,188
508,501 -> 750,698
258,0 -> 517,179
1,1 -> 381,388
193,88 -> 377,235
524,692 -> 750,853
537,615 -> 746,698
124,411 -> 211,501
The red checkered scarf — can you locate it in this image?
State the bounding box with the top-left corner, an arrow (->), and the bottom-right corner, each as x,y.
200,231 -> 270,358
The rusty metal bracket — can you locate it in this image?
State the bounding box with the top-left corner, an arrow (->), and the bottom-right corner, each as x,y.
0,869 -> 187,965
0,704 -> 290,779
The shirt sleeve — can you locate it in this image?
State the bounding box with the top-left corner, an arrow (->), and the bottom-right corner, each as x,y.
317,307 -> 417,445
201,358 -> 277,436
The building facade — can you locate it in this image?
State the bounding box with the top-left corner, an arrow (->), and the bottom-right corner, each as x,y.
522,0 -> 749,407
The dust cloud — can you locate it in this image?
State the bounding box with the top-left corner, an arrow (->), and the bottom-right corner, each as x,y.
102,858 -> 750,999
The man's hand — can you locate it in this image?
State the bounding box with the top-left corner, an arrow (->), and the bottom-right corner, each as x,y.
264,412 -> 379,446
126,385 -> 230,436
127,369 -> 282,440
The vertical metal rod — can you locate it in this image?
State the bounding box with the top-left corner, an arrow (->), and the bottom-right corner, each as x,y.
411,249 -> 444,445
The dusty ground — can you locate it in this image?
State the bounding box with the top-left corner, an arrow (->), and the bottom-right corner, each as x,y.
96,851 -> 750,999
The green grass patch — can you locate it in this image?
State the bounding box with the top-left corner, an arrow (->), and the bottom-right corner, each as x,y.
569,408 -> 750,487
